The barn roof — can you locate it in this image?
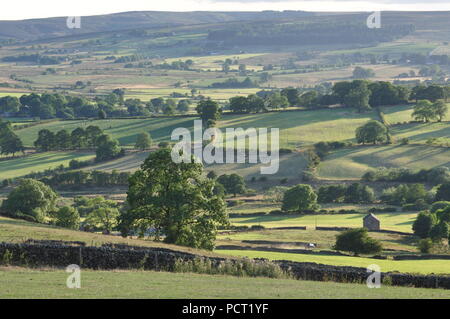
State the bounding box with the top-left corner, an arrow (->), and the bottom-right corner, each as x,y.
364,213 -> 380,221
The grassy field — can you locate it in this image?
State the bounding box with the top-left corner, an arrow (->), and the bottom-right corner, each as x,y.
229,212 -> 417,233
317,144 -> 450,180
218,109 -> 376,148
86,151 -> 150,172
15,118 -> 195,147
2,267 -> 449,299
126,88 -> 261,102
0,151 -> 95,180
217,229 -> 417,252
382,105 -> 414,124
206,151 -> 308,184
390,122 -> 450,144
86,150 -> 307,187
14,108 -> 377,149
217,250 -> 450,275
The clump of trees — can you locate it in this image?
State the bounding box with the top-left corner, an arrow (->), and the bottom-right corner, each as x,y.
0,178 -> 125,233
333,80 -> 409,111
334,228 -> 383,255
281,184 -> 319,213
436,182 -> 450,202
216,174 -> 247,197
355,120 -> 388,144
412,100 -> 448,122
34,125 -> 124,162
318,183 -> 375,204
352,66 -> 375,79
412,203 -> 450,245
42,170 -> 131,189
210,77 -> 258,89
381,183 -> 432,207
411,85 -> 446,103
196,99 -> 222,127
95,134 -> 124,162
135,132 -> 152,150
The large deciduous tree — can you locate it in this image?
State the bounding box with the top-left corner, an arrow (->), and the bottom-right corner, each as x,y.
119,148 -> 228,250
412,100 -> 438,123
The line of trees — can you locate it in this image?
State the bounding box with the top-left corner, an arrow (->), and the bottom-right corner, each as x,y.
34,125 -> 124,162
41,170 -> 131,189
0,90 -> 190,120
362,167 -> 450,185
226,80 -> 447,114
34,125 -> 104,151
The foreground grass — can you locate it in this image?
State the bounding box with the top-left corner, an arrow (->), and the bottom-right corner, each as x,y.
217,250 -> 450,275
1,267 -> 449,299
230,212 -> 417,233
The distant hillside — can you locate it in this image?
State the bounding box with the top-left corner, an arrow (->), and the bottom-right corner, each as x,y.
0,11 -> 314,41
1,11 -> 449,44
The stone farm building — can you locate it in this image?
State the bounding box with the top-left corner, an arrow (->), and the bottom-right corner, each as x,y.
363,213 -> 380,231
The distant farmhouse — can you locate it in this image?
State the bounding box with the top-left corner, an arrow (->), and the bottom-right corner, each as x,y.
363,213 -> 380,231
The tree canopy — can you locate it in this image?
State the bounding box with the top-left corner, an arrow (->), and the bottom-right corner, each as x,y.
119,148 -> 228,250
355,120 -> 387,144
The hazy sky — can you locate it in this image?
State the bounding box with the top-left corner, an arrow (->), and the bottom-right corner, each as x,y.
1,0 -> 450,20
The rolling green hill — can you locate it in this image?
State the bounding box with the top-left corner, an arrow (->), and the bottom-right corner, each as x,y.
0,151 -> 95,180
317,144 -> 450,180
15,108 -> 378,148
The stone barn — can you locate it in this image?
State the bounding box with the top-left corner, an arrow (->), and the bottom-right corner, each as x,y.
363,213 -> 380,231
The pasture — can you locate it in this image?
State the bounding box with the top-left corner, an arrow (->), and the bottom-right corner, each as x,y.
217,229 -> 417,252
15,117 -> 195,147
217,250 -> 450,275
0,151 -> 95,180
14,108 -> 377,149
317,144 -> 450,180
2,267 -> 450,299
229,212 -> 417,233
390,122 -> 450,144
